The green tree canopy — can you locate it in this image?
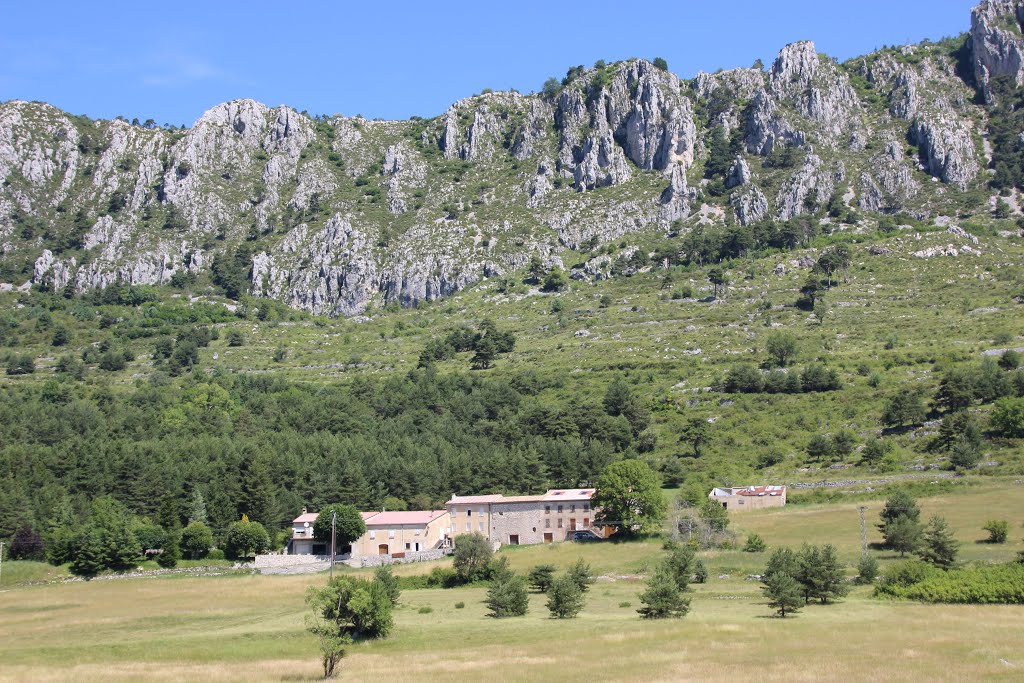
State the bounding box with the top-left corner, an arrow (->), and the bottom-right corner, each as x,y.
224,517 -> 270,560
453,533 -> 493,583
313,504 -> 368,552
593,459 -> 667,536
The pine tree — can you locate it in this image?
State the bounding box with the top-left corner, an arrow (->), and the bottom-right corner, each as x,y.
917,515 -> 959,569
188,490 -> 208,525
886,516 -> 923,557
528,564 -> 557,593
664,542 -> 695,591
796,544 -> 821,604
567,558 -> 595,593
485,574 -> 529,617
546,574 -> 585,618
694,559 -> 709,584
239,455 -> 278,528
763,571 -> 803,618
69,529 -> 106,578
815,544 -> 848,603
637,563 -> 691,619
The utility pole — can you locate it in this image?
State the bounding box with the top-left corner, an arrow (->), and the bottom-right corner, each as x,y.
0,541 -> 5,587
330,511 -> 337,580
858,506 -> 868,556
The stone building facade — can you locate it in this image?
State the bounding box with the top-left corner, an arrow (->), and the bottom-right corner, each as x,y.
446,489 -> 598,546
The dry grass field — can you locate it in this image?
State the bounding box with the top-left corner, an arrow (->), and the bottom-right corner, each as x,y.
1,479 -> 1022,682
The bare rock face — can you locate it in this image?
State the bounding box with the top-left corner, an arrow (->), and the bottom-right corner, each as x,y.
971,0 -> 1024,101
768,41 -> 864,147
744,89 -> 803,155
725,156 -> 752,189
251,215 -> 378,317
910,117 -> 979,189
660,164 -> 693,221
555,60 -> 697,190
731,185 -> 770,225
775,154 -> 841,220
0,9 -> 1010,318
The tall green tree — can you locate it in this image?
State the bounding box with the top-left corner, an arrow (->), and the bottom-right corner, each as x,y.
637,563 -> 690,619
485,573 -> 529,617
313,504 -> 367,553
916,515 -> 959,569
453,534 -> 493,583
306,574 -> 394,678
592,460 -> 667,536
238,455 -> 277,528
546,573 -> 585,618
763,570 -> 803,618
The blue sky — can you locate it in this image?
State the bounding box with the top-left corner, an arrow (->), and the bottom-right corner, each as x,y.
1,0 -> 977,125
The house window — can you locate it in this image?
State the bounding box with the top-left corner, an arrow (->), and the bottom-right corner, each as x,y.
583,503 -> 590,511
545,505 -> 551,514
545,519 -> 550,529
389,529 -> 395,539
570,504 -> 576,513
583,517 -> 589,528
478,508 -> 484,517
465,523 -> 471,532
557,505 -> 563,513
369,530 -> 376,539
478,521 -> 484,532
415,528 -> 421,536
467,509 -> 472,516
557,519 -> 563,528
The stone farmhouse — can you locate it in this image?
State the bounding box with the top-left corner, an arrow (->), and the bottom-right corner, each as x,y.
708,485 -> 787,511
289,488 -> 605,559
446,488 -> 603,546
353,510 -> 449,557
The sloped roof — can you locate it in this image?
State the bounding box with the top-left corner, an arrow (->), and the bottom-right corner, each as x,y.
542,488 -> 596,501
447,494 -> 505,505
364,510 -> 448,526
292,512 -> 319,524
709,485 -> 786,497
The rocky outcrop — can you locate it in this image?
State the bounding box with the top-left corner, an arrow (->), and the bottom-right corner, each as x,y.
0,7 -> 1010,317
971,0 -> 1024,101
768,41 -> 865,148
731,185 -> 770,225
910,117 -> 979,188
725,157 -> 751,189
775,154 -> 842,220
660,164 -> 693,221
555,60 -> 697,190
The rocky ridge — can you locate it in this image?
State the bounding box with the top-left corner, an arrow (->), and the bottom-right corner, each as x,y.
1,1 -> 1021,317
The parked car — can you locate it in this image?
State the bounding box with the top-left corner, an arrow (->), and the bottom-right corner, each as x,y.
570,530 -> 602,542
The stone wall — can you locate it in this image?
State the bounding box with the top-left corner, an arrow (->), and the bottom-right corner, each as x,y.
255,553 -> 349,568
347,548 -> 450,568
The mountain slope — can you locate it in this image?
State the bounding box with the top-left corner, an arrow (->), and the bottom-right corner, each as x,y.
2,1 -> 1023,317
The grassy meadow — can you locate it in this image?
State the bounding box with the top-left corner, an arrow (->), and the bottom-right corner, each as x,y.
1,479 -> 1022,682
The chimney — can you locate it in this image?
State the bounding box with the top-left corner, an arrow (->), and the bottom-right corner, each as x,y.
301,506 -> 307,515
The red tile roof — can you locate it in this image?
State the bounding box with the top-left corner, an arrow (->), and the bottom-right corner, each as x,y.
292,512 -> 319,524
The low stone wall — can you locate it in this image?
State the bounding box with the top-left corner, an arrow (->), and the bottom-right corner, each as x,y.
255,553 -> 349,569
347,548 -> 450,568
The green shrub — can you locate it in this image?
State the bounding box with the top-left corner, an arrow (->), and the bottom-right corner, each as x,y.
417,606 -> 433,614
884,564 -> 1024,604
454,601 -> 465,609
983,520 -> 1009,544
743,533 -> 767,553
